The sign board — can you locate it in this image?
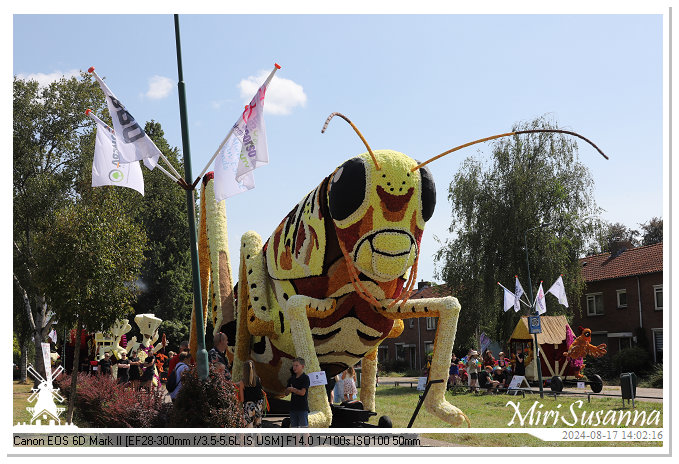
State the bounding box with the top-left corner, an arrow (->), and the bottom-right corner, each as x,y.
528,315 -> 542,334
508,375 -> 530,390
308,371 -> 327,387
417,377 -> 427,391
576,381 -> 586,389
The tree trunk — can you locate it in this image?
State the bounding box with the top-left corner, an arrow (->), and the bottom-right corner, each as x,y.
19,339 -> 29,384
66,319 -> 82,425
32,331 -> 47,388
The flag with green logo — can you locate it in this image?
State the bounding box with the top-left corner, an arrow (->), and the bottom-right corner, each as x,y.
89,111 -> 144,195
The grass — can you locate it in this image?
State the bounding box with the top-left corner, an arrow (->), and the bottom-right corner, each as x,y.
13,381 -> 35,425
367,385 -> 663,447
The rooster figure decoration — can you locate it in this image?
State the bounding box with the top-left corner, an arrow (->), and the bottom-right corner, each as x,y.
563,327 -> 607,359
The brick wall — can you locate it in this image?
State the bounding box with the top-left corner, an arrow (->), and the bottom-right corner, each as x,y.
572,271 -> 662,360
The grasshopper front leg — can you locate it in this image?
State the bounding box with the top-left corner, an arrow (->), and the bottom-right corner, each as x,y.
359,347 -> 378,411
378,296 -> 470,427
284,294 -> 336,428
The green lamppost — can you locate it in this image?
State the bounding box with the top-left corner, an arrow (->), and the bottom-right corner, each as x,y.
173,14 -> 209,380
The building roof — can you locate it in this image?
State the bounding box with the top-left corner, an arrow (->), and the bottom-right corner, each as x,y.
509,315 -> 571,345
580,242 -> 663,282
410,283 -> 452,299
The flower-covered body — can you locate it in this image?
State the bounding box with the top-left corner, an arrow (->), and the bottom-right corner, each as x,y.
229,150 -> 467,427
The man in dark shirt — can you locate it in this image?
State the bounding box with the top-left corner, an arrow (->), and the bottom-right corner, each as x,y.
116,351 -> 131,384
286,357 -> 311,427
98,352 -> 112,376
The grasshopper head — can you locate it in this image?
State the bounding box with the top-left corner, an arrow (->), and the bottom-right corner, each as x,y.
328,150 -> 435,282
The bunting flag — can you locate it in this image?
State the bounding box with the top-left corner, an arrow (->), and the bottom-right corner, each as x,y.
89,67 -> 160,168
89,110 -> 145,195
535,282 -> 547,315
213,64 -> 280,201
502,286 -> 516,312
547,275 -> 569,308
213,133 -> 256,200
514,276 -> 525,313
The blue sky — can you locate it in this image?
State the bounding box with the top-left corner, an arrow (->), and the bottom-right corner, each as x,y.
12,12 -> 666,284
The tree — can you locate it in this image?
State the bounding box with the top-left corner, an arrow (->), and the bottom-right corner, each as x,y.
34,190 -> 147,423
640,217 -> 663,246
435,116 -> 601,349
131,122 -> 193,323
13,73 -> 106,381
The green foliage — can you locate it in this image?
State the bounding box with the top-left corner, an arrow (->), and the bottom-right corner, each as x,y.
435,115 -> 600,348
582,354 -> 616,380
612,347 -> 651,376
645,364 -> 663,388
640,217 -> 663,246
168,364 -> 246,428
130,122 -> 193,323
586,221 -> 640,255
33,190 -> 147,332
14,73 -> 108,377
159,320 -> 191,352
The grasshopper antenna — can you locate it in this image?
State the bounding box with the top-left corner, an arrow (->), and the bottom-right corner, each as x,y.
322,112 -> 381,170
411,129 -> 608,172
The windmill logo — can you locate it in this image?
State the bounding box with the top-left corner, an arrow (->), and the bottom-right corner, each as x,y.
24,364 -> 66,426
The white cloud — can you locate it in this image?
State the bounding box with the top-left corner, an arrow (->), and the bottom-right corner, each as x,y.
238,71 -> 307,115
145,75 -> 173,100
15,69 -> 80,87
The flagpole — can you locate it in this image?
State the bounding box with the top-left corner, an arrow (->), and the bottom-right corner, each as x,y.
193,63 -> 280,187
174,14 -> 209,380
524,224 -> 547,399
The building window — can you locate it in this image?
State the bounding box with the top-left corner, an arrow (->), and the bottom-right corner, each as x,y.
586,293 -> 604,316
424,342 -> 434,356
409,319 -> 415,329
652,329 -> 663,363
426,317 -> 437,330
616,289 -> 627,308
591,332 -> 608,347
395,343 -> 405,361
378,345 -> 389,364
653,285 -> 663,311
618,337 -> 632,351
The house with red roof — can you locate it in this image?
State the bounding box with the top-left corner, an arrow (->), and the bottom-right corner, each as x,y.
571,242 -> 663,362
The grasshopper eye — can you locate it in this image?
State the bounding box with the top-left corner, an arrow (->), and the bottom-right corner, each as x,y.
419,164 -> 436,222
328,157 -> 366,221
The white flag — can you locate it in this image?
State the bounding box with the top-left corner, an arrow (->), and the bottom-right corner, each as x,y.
89,111 -> 144,195
547,275 -> 569,308
234,66 -> 279,180
535,282 -> 547,315
90,67 -> 160,168
514,276 -> 525,313
503,287 -> 516,312
48,329 -> 58,344
213,64 -> 280,200
213,132 -> 256,201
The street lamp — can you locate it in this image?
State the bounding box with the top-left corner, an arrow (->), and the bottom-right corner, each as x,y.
523,222 -> 551,399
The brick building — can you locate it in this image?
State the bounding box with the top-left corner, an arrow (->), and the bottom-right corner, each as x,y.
377,282 -> 449,371
571,243 -> 663,362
